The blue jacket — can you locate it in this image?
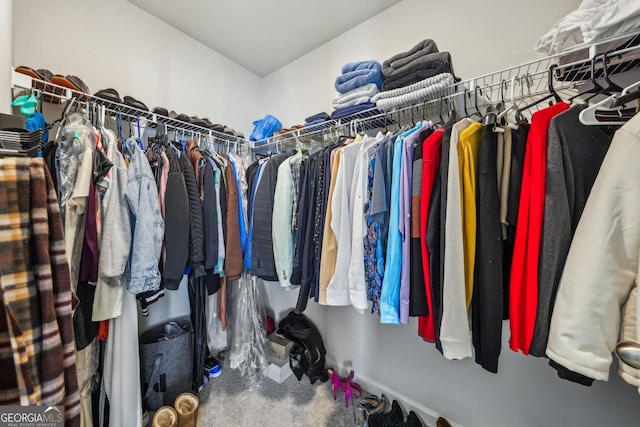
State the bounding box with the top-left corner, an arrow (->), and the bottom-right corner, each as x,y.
125,137 -> 164,293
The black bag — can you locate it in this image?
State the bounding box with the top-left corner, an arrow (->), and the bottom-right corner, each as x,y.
139,320 -> 193,411
277,311 -> 329,384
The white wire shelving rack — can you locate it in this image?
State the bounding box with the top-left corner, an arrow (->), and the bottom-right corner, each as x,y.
11,71 -> 249,154
252,31 -> 640,150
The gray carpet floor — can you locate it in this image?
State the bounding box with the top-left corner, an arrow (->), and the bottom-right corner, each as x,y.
196,362 -> 364,427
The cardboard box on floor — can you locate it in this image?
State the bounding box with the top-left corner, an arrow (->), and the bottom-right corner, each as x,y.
268,332 -> 293,360
266,354 -> 293,384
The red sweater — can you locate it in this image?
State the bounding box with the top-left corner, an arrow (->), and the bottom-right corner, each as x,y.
418,129 -> 444,341
509,102 -> 570,354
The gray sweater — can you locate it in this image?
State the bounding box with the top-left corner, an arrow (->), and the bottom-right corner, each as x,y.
530,104 -> 614,356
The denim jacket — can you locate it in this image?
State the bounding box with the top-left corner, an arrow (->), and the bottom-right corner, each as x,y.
125,137 -> 164,293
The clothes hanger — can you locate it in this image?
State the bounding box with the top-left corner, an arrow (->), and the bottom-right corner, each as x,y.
515,64 -> 563,123
482,83 -> 500,127
579,79 -> 640,126
568,54 -> 605,104
496,76 -> 520,123
438,96 -> 447,124
474,86 -> 483,118
578,52 -> 625,105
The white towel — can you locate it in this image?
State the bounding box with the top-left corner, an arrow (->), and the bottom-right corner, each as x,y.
332,83 -> 379,109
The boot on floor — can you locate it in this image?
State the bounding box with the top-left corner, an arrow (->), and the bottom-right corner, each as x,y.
152,406 -> 178,427
366,399 -> 404,427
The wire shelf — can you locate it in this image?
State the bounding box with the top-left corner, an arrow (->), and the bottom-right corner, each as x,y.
11,71 -> 248,151
254,31 -> 640,148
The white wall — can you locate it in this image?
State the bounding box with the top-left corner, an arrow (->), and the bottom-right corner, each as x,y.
259,1 -> 640,426
0,0 -> 12,114
12,0 -> 262,135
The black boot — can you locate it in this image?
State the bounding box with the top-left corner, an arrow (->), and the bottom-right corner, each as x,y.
367,400 -> 404,427
404,411 -> 423,427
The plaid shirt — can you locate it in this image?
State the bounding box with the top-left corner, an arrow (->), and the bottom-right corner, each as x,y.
0,158 -> 80,426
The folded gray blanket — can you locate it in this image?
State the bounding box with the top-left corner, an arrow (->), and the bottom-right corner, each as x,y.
382,39 -> 439,77
381,52 -> 453,91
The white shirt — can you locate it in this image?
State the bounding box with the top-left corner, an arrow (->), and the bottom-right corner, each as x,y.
326,137 -> 363,306
440,118 -> 474,360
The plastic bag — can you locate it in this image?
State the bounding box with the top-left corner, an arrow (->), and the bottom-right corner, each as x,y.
227,273 -> 270,387
249,115 -> 282,141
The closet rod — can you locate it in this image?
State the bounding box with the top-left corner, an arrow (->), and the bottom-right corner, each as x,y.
11,70 -> 248,148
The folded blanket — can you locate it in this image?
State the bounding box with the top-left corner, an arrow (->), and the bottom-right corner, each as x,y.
373,73 -> 454,102
331,102 -> 377,120
332,83 -> 380,109
305,112 -> 331,123
373,74 -> 456,110
304,119 -> 329,128
382,39 -> 439,77
335,61 -> 383,94
382,52 -> 454,91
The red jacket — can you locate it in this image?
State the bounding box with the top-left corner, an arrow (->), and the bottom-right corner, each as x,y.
509,102 -> 570,354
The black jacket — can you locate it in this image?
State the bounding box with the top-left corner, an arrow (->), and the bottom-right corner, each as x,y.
278,311 -> 329,384
179,155 -> 206,277
163,150 -> 190,289
472,126 -> 504,373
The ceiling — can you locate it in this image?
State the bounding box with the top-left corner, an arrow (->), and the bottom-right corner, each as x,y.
128,0 -> 402,77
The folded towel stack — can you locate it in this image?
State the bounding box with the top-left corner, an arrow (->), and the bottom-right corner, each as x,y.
381,39 -> 456,91
332,60 -> 382,119
304,112 -> 331,128
332,83 -> 379,109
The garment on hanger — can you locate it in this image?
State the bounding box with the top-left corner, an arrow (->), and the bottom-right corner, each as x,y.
222,153 -> 243,280
458,121 -> 483,309
472,125 -> 504,373
530,104 -> 614,357
417,128 -> 444,341
349,134 -> 384,312
252,152 -> 294,280
319,138 -> 355,303
509,101 -> 570,355
161,149 -> 190,290
399,123 -> 428,323
0,158 -> 81,426
547,111 -> 640,392
327,136 -> 364,307
440,117 -> 475,359
503,124 -> 529,319
273,150 -> 303,288
92,129 -> 131,321
380,123 -> 422,324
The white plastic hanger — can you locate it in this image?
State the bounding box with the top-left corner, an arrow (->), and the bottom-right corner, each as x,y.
578,80 -> 640,125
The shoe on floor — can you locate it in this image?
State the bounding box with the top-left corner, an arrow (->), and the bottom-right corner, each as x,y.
436,416 -> 452,427
152,406 -> 178,427
205,356 -> 221,378
366,399 -> 404,427
405,411 -> 423,427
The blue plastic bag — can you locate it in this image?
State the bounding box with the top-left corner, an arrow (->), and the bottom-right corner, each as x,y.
250,114 -> 282,141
